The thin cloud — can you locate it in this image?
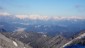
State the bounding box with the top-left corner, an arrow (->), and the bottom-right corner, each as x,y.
75,4 -> 85,12
0,6 -> 4,11
0,12 -> 11,16
14,27 -> 26,32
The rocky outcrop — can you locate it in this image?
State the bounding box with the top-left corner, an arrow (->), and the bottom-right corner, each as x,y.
1,31 -> 69,48
43,35 -> 68,48
0,33 -> 32,48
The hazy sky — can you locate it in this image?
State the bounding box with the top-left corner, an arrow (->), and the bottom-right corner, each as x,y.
0,0 -> 85,16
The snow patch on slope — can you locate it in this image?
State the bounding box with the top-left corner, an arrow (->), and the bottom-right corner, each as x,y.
13,41 -> 18,47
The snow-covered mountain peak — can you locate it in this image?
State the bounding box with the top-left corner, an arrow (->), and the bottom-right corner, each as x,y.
15,15 -> 85,21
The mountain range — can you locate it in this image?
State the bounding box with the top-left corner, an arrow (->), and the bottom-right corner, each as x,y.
0,14 -> 85,48
0,15 -> 85,37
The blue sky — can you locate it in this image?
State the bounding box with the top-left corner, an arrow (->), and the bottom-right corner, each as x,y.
0,0 -> 85,16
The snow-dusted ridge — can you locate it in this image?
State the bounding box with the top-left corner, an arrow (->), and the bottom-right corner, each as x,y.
15,15 -> 85,20
61,33 -> 85,48
0,12 -> 85,20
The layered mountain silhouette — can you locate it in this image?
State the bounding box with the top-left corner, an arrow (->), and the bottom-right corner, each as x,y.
0,15 -> 85,48
0,15 -> 85,37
